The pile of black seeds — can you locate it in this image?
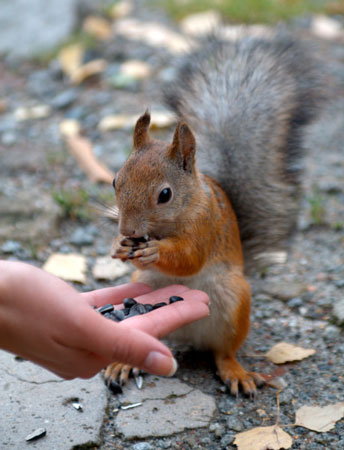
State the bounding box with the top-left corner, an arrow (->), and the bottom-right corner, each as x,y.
96,296 -> 184,321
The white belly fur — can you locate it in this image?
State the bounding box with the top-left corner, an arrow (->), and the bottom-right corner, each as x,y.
134,264 -> 238,351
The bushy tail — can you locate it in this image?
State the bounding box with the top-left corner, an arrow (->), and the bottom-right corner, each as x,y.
164,31 -> 325,271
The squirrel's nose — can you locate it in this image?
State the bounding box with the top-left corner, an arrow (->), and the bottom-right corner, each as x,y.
119,224 -> 138,238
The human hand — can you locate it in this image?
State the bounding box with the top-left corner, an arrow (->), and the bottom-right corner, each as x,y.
0,261 -> 209,379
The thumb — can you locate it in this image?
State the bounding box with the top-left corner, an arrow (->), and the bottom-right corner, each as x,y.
80,311 -> 177,376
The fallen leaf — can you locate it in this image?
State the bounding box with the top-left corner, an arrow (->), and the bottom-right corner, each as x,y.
234,425 -> 292,450
59,119 -> 81,138
120,60 -> 151,79
0,99 -> 8,114
265,342 -> 316,364
14,105 -> 51,121
115,18 -> 192,54
65,135 -> 114,184
43,253 -> 87,284
92,256 -> 131,280
83,16 -> 113,40
149,111 -> 175,128
266,376 -> 288,391
98,114 -> 136,131
71,59 -> 107,84
59,44 -> 84,79
110,0 -> 133,19
98,111 -> 175,132
312,15 -> 343,39
180,10 -> 222,36
295,403 -> 344,432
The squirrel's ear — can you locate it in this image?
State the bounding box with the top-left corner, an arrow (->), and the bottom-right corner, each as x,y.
168,121 -> 196,172
133,110 -> 151,150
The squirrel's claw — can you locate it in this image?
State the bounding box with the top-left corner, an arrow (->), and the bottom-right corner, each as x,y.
216,353 -> 265,398
104,362 -> 135,393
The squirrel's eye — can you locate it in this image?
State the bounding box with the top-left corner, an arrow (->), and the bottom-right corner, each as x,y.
158,187 -> 172,204
112,178 -> 116,190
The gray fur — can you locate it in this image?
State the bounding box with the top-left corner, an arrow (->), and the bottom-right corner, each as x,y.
164,33 -> 324,269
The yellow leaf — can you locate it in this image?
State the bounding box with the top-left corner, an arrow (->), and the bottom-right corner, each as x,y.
234,425 -> 292,450
120,60 -> 151,79
98,111 -> 175,132
110,0 -> 133,19
70,59 -> 107,84
83,16 -> 112,40
59,44 -> 84,79
180,10 -> 222,36
92,256 -> 131,281
66,135 -> 114,184
265,342 -> 316,364
59,119 -> 81,138
295,403 -> 344,432
43,253 -> 87,284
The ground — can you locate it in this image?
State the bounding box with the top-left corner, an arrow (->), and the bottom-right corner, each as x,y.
0,1 -> 343,449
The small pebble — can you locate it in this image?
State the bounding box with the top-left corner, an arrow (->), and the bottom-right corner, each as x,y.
123,297 -> 137,308
144,304 -> 154,312
1,240 -> 22,254
169,295 -> 184,303
25,428 -> 46,442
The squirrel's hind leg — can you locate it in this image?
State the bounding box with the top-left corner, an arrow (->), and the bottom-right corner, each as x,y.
214,271 -> 265,397
215,353 -> 265,398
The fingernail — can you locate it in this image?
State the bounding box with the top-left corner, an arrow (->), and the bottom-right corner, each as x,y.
143,352 -> 178,377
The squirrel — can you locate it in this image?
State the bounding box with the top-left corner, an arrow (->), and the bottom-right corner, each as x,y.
105,32 -> 323,396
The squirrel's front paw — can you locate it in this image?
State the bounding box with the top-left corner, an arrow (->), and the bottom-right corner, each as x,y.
131,240 -> 159,267
111,237 -> 159,267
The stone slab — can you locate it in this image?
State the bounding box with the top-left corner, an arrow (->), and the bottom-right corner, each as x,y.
0,351 -> 108,449
115,376 -> 216,439
0,0 -> 78,59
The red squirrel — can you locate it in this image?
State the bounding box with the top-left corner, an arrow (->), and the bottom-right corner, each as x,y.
106,33 -> 323,396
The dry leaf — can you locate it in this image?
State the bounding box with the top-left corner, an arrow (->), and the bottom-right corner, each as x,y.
83,16 -> 113,40
180,10 -> 222,36
92,256 -> 131,280
265,342 -> 316,364
266,376 -> 288,391
115,18 -> 192,54
110,0 -> 133,19
98,111 -> 175,132
149,111 -> 175,128
312,15 -> 343,39
14,105 -> 51,121
66,135 -> 114,184
295,403 -> 344,432
71,59 -> 107,84
43,253 -> 87,284
59,119 -> 81,138
59,44 -> 84,79
120,60 -> 151,79
98,114 -> 136,131
0,99 -> 8,114
234,425 -> 292,450
98,111 -> 176,131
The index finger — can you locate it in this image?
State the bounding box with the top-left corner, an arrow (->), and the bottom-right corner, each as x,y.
119,289 -> 210,339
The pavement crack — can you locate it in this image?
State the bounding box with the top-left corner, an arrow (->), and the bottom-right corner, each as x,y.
3,367 -> 64,384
